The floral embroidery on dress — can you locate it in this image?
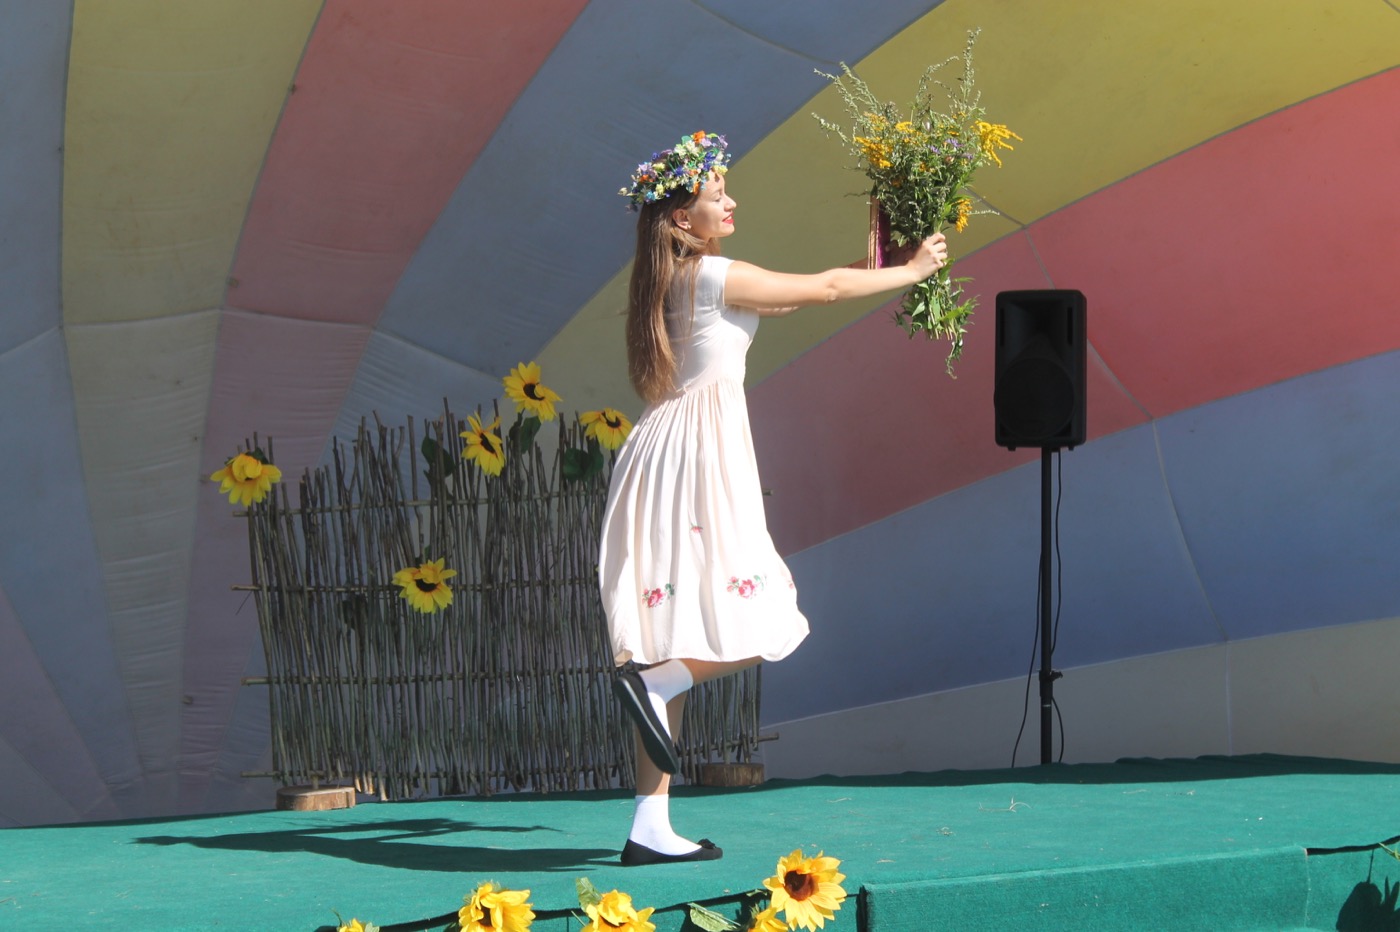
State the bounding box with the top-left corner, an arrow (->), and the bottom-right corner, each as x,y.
643,583 -> 675,608
727,575 -> 765,599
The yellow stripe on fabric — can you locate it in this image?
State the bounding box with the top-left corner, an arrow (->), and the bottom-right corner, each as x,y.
67,312 -> 220,801
542,0 -> 1399,414
62,0 -> 322,324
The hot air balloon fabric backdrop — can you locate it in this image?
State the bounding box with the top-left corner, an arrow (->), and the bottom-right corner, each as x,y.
2,0 -> 1398,828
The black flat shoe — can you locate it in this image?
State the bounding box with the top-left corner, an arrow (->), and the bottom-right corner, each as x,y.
620,838 -> 722,867
613,670 -> 682,774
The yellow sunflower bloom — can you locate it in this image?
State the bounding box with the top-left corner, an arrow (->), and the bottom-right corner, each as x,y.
763,849 -> 848,931
579,408 -> 632,451
460,412 -> 506,476
210,452 -> 282,506
974,120 -> 1022,167
582,890 -> 655,932
747,904 -> 787,932
459,882 -> 535,932
337,921 -> 375,932
503,361 -> 563,421
392,558 -> 457,614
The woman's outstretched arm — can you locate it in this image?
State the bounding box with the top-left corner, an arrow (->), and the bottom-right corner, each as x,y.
724,233 -> 948,314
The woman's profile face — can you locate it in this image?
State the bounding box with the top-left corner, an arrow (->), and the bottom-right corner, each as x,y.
672,173 -> 736,241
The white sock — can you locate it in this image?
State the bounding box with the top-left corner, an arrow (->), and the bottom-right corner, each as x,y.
638,660 -> 693,738
628,794 -> 699,855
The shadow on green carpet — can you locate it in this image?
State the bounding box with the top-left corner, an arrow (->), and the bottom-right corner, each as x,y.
134,816 -> 618,873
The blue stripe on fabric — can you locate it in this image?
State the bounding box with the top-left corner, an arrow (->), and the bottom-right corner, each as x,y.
0,333 -> 140,788
372,0 -> 940,388
766,423 -> 1217,722
326,330 -> 509,458
0,0 -> 68,355
764,350 -> 1400,723
700,0 -> 940,63
1157,348 -> 1400,640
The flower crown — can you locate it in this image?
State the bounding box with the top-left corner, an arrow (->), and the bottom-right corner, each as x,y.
619,131 -> 729,211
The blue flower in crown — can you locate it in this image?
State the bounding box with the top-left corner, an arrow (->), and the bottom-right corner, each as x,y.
620,131 -> 730,210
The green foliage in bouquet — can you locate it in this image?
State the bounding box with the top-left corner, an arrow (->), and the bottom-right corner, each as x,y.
814,28 -> 1020,374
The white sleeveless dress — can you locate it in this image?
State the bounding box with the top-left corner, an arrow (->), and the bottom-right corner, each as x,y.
598,255 -> 809,666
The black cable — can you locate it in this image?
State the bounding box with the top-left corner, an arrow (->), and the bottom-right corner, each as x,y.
1051,449 -> 1065,655
1010,540 -> 1044,768
1054,696 -> 1065,763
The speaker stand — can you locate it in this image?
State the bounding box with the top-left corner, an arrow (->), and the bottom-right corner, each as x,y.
1039,448 -> 1063,764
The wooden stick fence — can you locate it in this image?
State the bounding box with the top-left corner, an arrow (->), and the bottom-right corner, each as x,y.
238,407 -> 761,800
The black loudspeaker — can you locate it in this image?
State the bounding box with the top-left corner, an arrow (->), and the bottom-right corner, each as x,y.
994,290 -> 1087,450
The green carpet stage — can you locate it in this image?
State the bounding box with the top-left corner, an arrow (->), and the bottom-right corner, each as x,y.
5,755 -> 1400,930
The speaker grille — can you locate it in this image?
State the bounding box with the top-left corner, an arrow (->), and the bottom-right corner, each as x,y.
995,341 -> 1075,442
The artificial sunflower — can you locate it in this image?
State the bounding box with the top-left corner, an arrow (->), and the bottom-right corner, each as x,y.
582,889 -> 655,932
763,849 -> 848,931
579,407 -> 632,450
459,882 -> 534,932
460,412 -> 506,476
503,361 -> 562,421
392,557 -> 457,614
210,451 -> 282,506
746,903 -> 787,932
337,920 -> 377,932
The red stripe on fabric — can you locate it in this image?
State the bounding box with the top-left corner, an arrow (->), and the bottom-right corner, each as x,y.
1033,67 -> 1400,417
751,235 -> 1147,557
228,0 -> 588,323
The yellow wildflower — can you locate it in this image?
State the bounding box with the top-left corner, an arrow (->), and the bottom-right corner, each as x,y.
953,197 -> 972,232
854,136 -> 893,171
974,120 -> 1022,167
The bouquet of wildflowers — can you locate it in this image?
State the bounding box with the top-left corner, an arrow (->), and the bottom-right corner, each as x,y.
814,29 -> 1019,374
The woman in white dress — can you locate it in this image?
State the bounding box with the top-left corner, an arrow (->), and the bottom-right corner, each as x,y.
600,132 -> 947,865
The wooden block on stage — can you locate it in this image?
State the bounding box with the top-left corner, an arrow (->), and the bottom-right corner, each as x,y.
275,784 -> 357,811
698,763 -> 764,787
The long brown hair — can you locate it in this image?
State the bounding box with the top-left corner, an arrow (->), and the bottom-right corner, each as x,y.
625,191 -> 719,403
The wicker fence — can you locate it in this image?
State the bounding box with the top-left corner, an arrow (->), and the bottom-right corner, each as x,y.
237,408 -> 761,799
